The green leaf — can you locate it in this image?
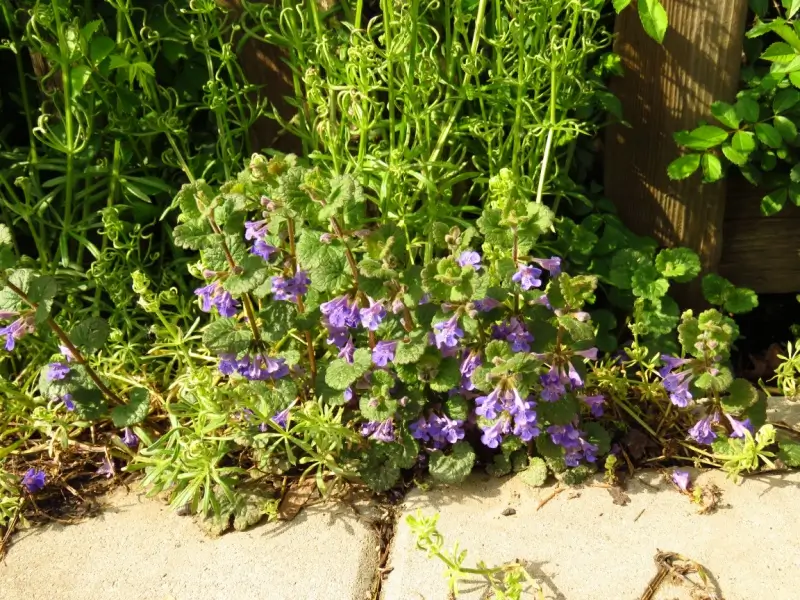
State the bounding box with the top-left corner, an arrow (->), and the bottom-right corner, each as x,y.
750,0 -> 768,16
774,89 -> 800,114
786,0 -> 800,18
638,0 -> 668,43
429,357 -> 461,392
583,422 -> 612,456
761,41 -> 797,62
71,388 -> 107,421
655,248 -> 701,282
0,224 -> 12,247
667,154 -> 702,180
70,317 -> 109,353
710,101 -> 740,128
609,248 -> 649,289
774,116 -> 798,142
173,217 -> 212,250
695,366 -> 733,392
296,231 -> 350,293
761,188 -> 788,216
324,349 -> 371,390
223,255 -> 269,295
0,269 -> 34,312
755,123 -> 783,149
674,126 -> 728,150
722,379 -> 759,415
394,330 -> 428,365
359,395 -> 397,422
631,263 -> 669,300
778,440 -> 800,467
632,297 -> 680,337
735,97 -> 760,123
701,154 -> 724,182
429,441 -> 476,485
537,395 -> 579,426
721,144 -> 748,166
724,287 -> 759,314
731,131 -> 757,154
258,302 -> 297,343
70,65 -> 91,97
612,0 -> 631,11
174,180 -> 213,221
559,316 -> 594,343
520,457 -> 549,487
90,35 -> 115,64
111,388 -> 150,427
202,318 -> 251,356
445,396 -> 470,421
702,274 -> 734,305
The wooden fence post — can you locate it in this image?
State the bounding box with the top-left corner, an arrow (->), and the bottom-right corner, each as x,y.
605,0 -> 749,304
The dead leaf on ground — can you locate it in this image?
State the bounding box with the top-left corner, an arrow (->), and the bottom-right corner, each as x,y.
278,478 -> 317,521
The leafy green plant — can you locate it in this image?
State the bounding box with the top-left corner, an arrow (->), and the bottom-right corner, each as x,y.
613,0 -> 669,43
668,0 -> 800,215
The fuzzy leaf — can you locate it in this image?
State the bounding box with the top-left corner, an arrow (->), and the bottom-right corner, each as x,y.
702,274 -> 735,306
173,217 -> 212,250
224,255 -> 269,295
631,263 -> 669,300
655,248 -> 701,283
722,379 -> 759,415
175,180 -> 213,220
609,248 -> 649,289
520,457 -> 549,487
429,441 -> 476,485
202,318 -> 252,356
724,287 -> 758,314
111,388 -> 150,427
70,317 -> 109,353
394,330 -> 428,365
71,388 -> 107,421
778,440 -> 800,467
325,349 -> 371,390
429,358 -> 461,393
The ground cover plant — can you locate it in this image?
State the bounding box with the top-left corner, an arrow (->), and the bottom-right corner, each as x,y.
1,0 -> 799,551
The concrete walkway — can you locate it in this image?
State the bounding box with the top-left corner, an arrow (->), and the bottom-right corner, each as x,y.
2,397 -> 799,600
0,490 -> 378,600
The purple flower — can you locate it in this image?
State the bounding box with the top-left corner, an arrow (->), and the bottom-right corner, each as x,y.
238,354 -> 289,381
473,298 -> 501,312
0,316 -> 34,351
325,326 -> 350,349
96,457 -> 115,478
272,271 -> 310,302
272,407 -> 291,429
338,337 -> 355,363
663,369 -> 694,408
512,265 -> 543,291
511,401 -> 540,442
21,468 -> 46,493
476,387 -> 502,420
244,219 -> 269,241
61,393 -> 75,412
574,347 -> 598,361
194,281 -> 240,317
218,353 -> 239,375
725,413 -> 754,439
566,362 -> 583,388
548,424 -> 581,449
480,416 -> 510,449
659,354 -> 691,378
410,415 -> 442,444
460,351 -> 482,390
582,394 -> 605,417
372,340 -> 398,367
419,293 -> 431,305
540,366 -> 567,402
432,316 -> 464,350
688,413 -> 718,445
671,469 -> 691,492
343,387 -> 353,402
531,256 -> 562,276
360,298 -> 386,331
361,418 -> 395,443
321,295 -> 360,329
121,428 -> 139,448
59,344 -> 76,362
457,250 -> 482,271
251,240 -> 278,261
437,415 -> 466,444
47,362 -> 70,382
492,318 -> 534,353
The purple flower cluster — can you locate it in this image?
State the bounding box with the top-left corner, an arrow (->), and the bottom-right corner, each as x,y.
688,411 -> 753,445
492,317 -> 534,352
218,352 -> 289,381
372,340 -> 398,367
272,271 -> 310,302
659,355 -> 694,407
194,281 -> 239,317
410,413 -> 466,448
47,362 -> 70,382
432,316 -> 464,351
245,218 -> 279,262
457,251 -> 482,271
361,418 -> 395,443
547,423 -> 598,466
459,351 -> 482,391
322,294 -> 388,359
581,394 -> 605,417
539,360 -> 583,402
0,314 -> 35,351
476,385 -> 539,447
121,428 -> 139,448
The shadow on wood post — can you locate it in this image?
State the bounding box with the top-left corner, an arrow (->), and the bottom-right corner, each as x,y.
605,0 -> 749,308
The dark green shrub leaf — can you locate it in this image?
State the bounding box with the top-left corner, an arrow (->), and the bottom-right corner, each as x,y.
762,188 -> 788,216
111,388 -> 150,427
429,441 -> 476,485
583,422 -> 611,456
701,153 -> 723,182
761,42 -> 796,63
674,126 -> 728,150
637,0 -> 668,44
734,97 -> 760,123
774,116 -> 798,142
710,101 -> 740,128
755,123 -> 783,148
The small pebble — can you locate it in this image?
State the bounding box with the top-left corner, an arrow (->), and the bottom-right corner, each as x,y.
501,507 -> 516,516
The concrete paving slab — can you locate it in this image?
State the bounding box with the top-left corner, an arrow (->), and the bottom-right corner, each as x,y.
0,489 -> 378,600
384,395 -> 800,600
383,469 -> 800,600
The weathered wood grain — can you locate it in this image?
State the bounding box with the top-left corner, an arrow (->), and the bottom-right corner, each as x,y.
605,0 -> 749,303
